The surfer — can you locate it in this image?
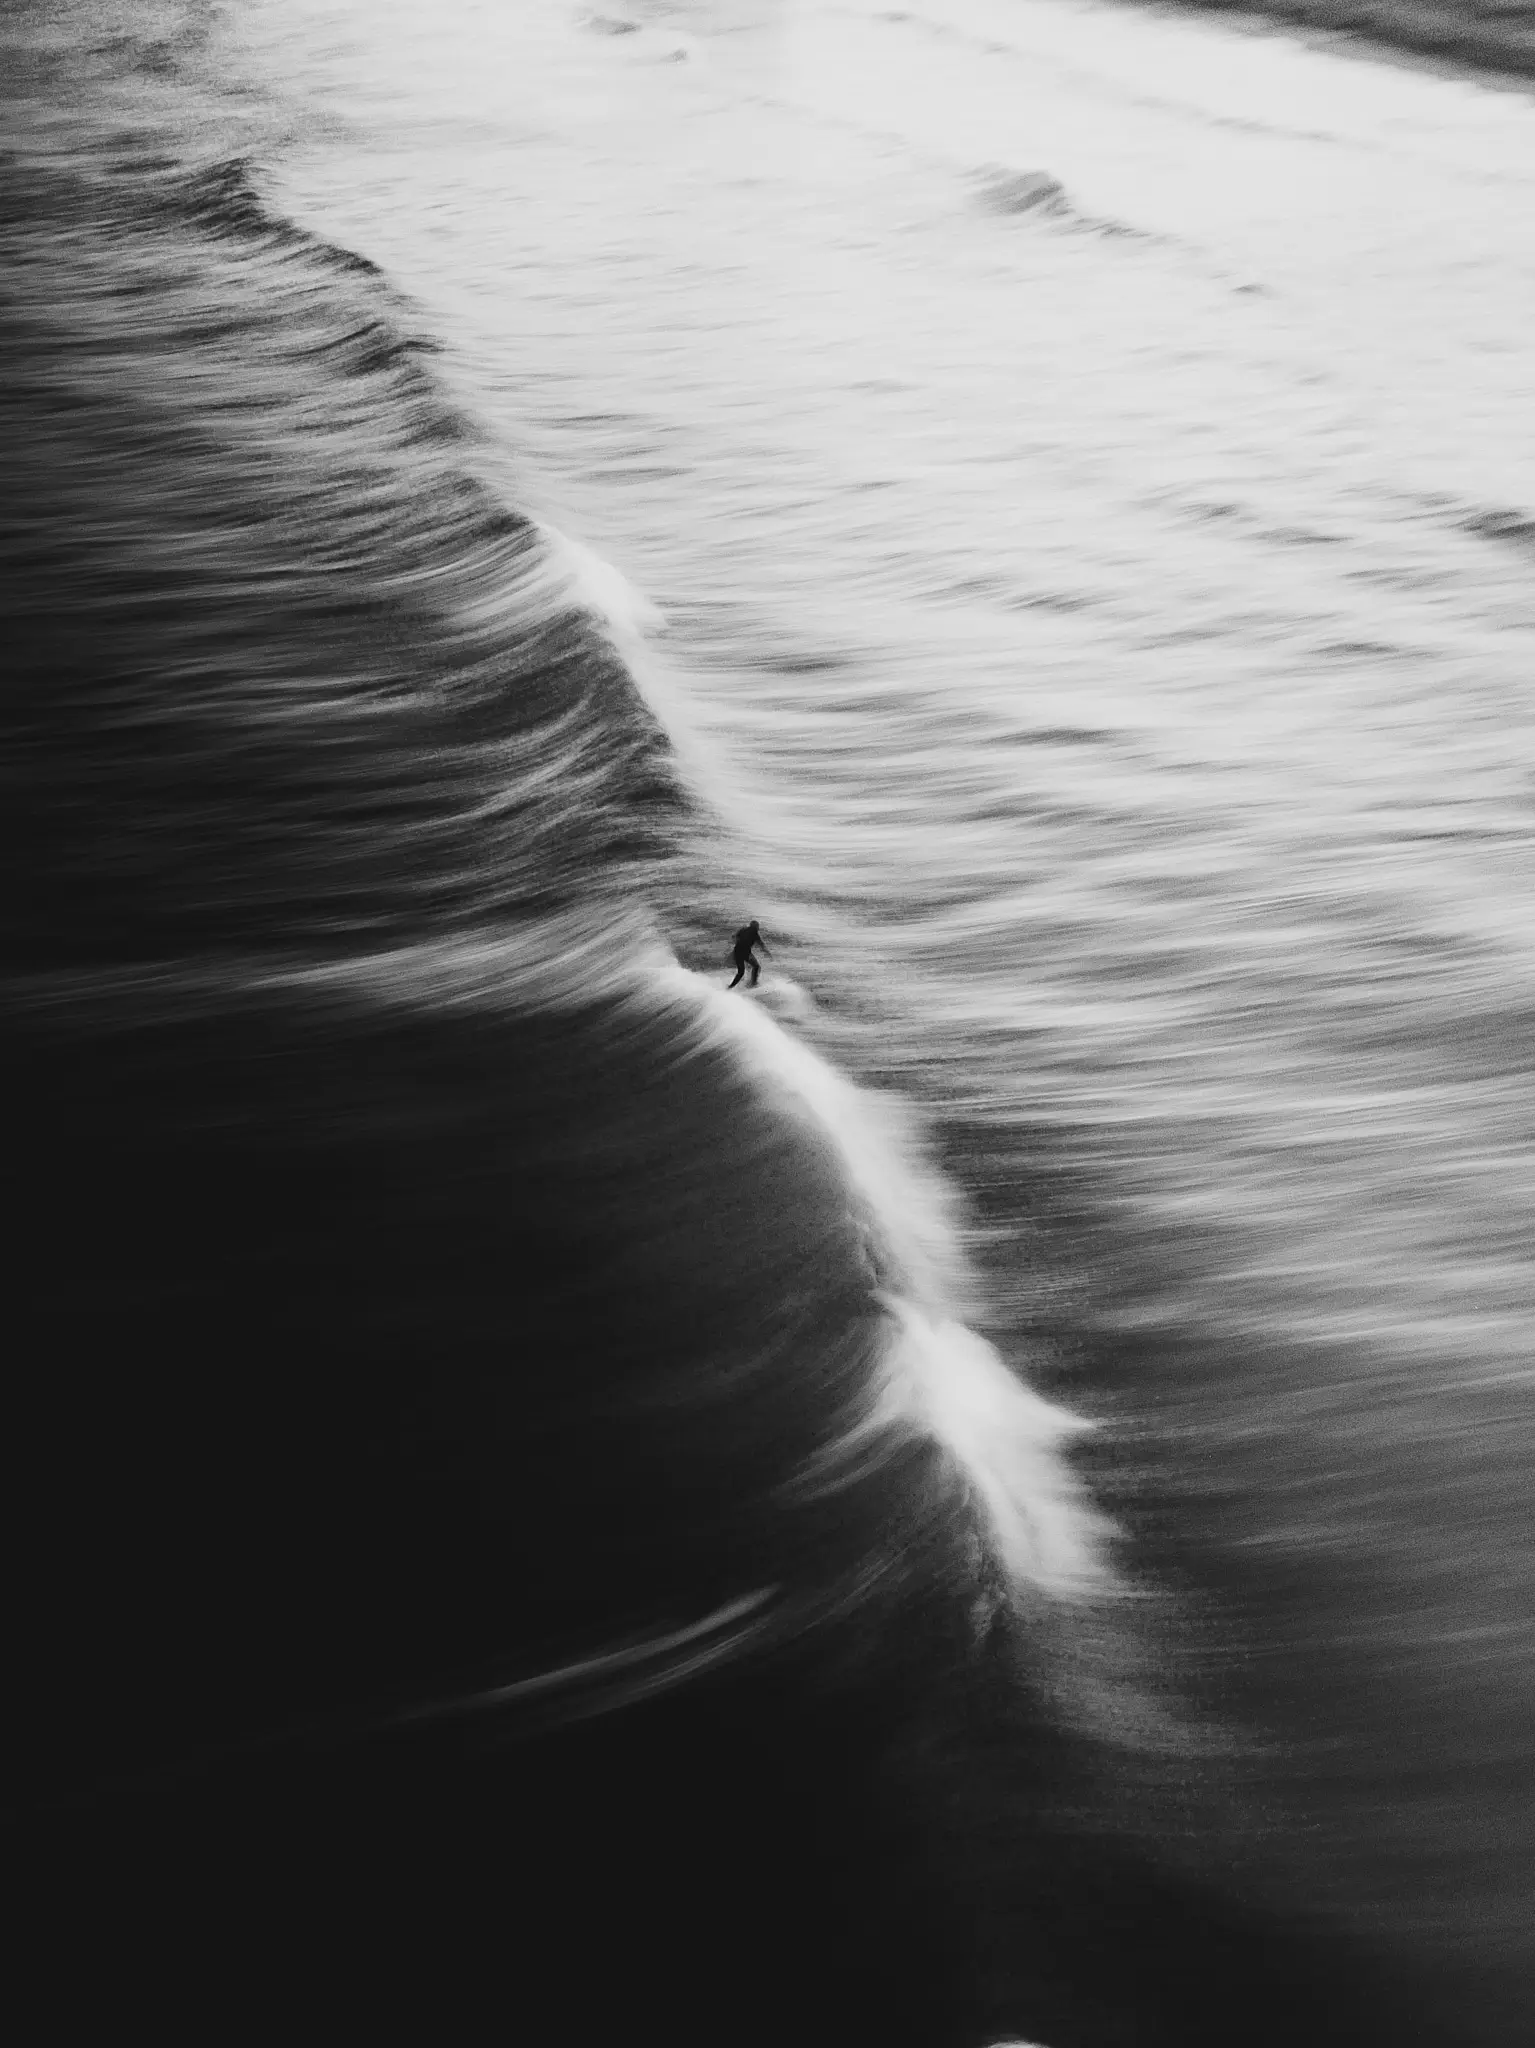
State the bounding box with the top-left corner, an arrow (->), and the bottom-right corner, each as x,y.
728,920 -> 769,989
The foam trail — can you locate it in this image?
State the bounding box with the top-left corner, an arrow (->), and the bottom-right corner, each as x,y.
679,962 -> 1117,1608
872,1302 -> 1111,1605
535,518 -> 667,651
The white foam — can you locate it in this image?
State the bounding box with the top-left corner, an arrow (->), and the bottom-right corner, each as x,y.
689,965 -> 964,1306
687,965 -> 1117,1607
534,518 -> 666,652
875,1301 -> 1113,1605
749,973 -> 817,1027
528,518 -> 748,829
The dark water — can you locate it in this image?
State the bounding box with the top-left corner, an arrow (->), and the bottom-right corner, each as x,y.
7,2 -> 1534,2041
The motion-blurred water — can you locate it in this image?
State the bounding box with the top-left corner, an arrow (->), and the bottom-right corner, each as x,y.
12,0 -> 1535,2018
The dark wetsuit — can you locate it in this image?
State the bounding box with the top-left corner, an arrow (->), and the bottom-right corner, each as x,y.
728,924 -> 763,989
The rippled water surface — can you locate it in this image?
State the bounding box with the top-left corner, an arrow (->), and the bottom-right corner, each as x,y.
211,0 -> 1535,1955
24,0 -> 1535,1988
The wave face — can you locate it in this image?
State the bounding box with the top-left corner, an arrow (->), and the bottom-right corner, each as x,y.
7,4 -> 1532,2046
3,15 -> 1147,2046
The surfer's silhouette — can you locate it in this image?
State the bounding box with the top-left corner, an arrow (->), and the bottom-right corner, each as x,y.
728,920 -> 769,989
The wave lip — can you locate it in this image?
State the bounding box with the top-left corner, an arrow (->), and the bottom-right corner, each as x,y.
691,968 -> 1117,1617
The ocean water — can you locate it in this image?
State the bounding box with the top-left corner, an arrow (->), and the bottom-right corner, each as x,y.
8,0 -> 1535,2038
